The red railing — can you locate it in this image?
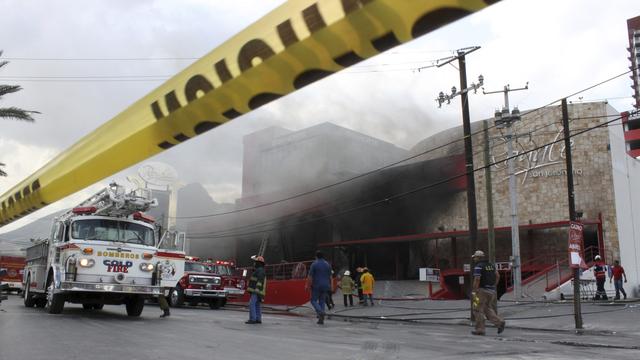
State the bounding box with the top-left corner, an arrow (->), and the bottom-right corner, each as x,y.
499,250 -> 567,292
499,247 -> 602,294
263,261 -> 313,280
544,246 -> 600,292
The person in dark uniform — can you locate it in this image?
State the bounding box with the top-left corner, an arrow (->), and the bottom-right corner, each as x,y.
593,255 -> 608,300
355,267 -> 364,305
158,289 -> 170,318
471,250 -> 505,336
246,255 -> 266,324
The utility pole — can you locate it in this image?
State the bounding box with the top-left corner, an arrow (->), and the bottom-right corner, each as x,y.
484,83 -> 528,299
562,98 -> 583,329
483,120 -> 495,263
436,46 -> 482,252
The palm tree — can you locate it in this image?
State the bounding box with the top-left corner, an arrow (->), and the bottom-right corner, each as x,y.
1,50 -> 40,176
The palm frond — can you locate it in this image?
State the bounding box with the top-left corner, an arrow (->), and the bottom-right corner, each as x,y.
0,107 -> 39,121
0,162 -> 6,177
0,84 -> 21,98
0,60 -> 8,69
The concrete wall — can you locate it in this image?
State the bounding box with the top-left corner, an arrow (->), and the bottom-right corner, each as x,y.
609,107 -> 640,295
413,102 -> 621,260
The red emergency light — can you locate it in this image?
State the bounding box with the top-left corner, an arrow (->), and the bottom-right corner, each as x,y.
72,206 -> 97,215
215,260 -> 235,266
133,212 -> 155,223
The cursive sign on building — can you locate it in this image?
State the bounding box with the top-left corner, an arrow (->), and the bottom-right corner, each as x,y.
490,127 -> 583,184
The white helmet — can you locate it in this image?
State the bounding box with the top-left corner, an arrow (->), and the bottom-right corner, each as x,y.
344,270 -> 351,276
595,255 -> 601,260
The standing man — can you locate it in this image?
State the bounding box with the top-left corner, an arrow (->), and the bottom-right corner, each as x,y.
246,255 -> 266,324
360,267 -> 375,306
610,260 -> 627,300
306,251 -> 331,325
340,270 -> 355,307
158,289 -> 171,318
355,267 -> 364,305
593,255 -> 608,301
471,250 -> 505,336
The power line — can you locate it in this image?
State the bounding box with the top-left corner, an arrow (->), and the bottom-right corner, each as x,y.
187,110 -> 630,240
172,67 -> 637,222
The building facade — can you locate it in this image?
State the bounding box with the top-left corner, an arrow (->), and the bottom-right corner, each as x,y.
188,103 -> 639,295
628,15 -> 640,110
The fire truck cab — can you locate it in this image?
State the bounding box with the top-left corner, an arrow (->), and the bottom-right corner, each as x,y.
168,257 -> 227,309
206,260 -> 245,298
22,183 -> 184,316
0,255 -> 25,293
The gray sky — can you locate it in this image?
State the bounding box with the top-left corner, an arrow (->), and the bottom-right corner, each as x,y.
0,0 -> 638,233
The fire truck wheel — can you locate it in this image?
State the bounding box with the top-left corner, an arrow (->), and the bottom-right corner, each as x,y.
45,278 -> 65,314
169,287 -> 184,307
209,299 -> 222,309
93,304 -> 104,310
126,296 -> 145,317
23,275 -> 36,308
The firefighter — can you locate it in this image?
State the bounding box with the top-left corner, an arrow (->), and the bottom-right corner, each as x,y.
158,289 -> 171,318
340,270 -> 355,306
355,267 -> 364,305
246,255 -> 266,324
471,250 -> 505,336
360,267 -> 375,306
593,255 -> 608,301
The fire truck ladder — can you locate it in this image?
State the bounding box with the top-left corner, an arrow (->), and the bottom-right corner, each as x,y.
257,234 -> 269,257
57,182 -> 158,222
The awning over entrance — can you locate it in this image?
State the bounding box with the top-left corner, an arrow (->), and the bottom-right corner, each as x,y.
318,219 -> 602,248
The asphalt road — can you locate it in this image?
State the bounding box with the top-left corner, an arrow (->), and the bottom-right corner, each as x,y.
1,295 -> 639,360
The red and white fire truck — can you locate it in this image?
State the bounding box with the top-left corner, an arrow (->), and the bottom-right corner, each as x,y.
0,255 -> 25,293
168,256 -> 227,309
22,183 -> 185,315
205,259 -> 245,298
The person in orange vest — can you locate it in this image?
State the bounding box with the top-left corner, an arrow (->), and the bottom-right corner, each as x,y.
360,267 -> 375,306
593,255 -> 608,301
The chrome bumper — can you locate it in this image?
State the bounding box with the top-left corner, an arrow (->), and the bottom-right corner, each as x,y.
2,281 -> 23,290
184,288 -> 226,298
224,287 -> 245,296
59,281 -> 160,295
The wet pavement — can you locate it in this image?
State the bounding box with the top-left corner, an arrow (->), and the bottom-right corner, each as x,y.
1,294 -> 640,359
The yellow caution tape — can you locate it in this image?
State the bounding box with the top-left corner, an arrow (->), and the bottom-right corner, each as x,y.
0,0 -> 498,227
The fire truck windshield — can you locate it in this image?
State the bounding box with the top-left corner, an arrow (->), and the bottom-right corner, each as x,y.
71,219 -> 155,246
185,262 -> 208,273
209,265 -> 232,275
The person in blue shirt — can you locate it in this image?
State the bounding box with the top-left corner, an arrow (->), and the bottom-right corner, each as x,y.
306,251 -> 331,324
